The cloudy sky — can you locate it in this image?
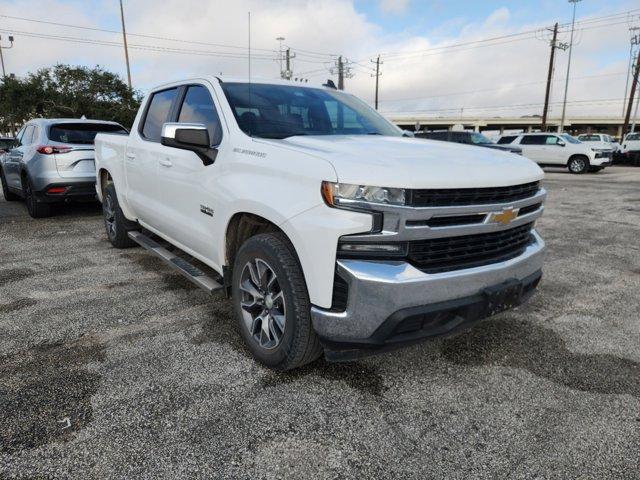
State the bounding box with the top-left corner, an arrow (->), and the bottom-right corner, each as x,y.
0,0 -> 638,119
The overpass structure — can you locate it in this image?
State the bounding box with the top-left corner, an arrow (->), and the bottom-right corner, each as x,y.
385,114 -> 635,139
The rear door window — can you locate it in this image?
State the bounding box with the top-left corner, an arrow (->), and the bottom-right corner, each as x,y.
497,135 -> 516,144
21,126 -> 35,146
520,135 -> 547,145
49,123 -> 128,145
141,88 -> 179,141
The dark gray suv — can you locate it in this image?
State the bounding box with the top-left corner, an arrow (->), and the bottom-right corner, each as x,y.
0,118 -> 127,217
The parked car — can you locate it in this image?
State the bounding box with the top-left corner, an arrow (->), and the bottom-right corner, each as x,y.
416,130 -> 523,155
621,132 -> 640,154
0,118 -> 128,217
497,132 -> 610,174
576,133 -> 619,153
95,77 -> 546,371
0,136 -> 15,154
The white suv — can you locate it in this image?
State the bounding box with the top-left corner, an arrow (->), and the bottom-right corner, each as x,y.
498,133 -> 610,174
577,133 -> 620,153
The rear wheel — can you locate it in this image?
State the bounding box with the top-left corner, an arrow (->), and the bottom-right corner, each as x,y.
23,175 -> 51,218
232,232 -> 322,371
0,168 -> 20,201
567,155 -> 589,174
103,182 -> 138,248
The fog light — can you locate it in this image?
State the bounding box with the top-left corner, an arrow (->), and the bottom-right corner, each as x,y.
47,186 -> 68,194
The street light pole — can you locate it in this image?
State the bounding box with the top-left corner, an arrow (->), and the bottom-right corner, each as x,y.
559,0 -> 581,133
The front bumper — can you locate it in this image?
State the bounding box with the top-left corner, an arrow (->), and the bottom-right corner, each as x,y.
312,230 -> 545,359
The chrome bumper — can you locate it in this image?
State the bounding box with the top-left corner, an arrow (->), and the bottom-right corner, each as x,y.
311,230 -> 545,342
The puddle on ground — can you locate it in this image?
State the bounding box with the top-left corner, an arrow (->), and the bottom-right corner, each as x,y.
0,297 -> 37,314
261,360 -> 387,397
441,318 -> 640,397
121,252 -> 197,292
0,340 -> 105,453
0,268 -> 35,287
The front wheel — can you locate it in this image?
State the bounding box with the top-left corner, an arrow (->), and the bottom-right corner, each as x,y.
103,182 -> 138,248
567,155 -> 589,174
232,232 -> 322,371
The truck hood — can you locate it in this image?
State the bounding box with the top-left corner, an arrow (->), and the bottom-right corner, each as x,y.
278,135 -> 543,188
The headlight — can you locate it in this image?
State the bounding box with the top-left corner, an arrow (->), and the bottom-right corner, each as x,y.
321,181 -> 406,207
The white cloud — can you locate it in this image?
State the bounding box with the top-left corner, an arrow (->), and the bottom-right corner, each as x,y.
378,0 -> 410,15
0,0 -> 630,119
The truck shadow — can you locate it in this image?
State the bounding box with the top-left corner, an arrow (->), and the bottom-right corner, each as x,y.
440,317 -> 640,397
0,339 -> 105,454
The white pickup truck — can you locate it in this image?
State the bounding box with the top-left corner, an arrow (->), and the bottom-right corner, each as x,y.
95,76 -> 546,370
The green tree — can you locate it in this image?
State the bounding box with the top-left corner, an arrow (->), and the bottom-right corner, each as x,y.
0,64 -> 142,133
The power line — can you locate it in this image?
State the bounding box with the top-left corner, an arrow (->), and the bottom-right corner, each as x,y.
362,8 -> 640,62
0,13 -> 278,53
0,28 -> 278,60
377,72 -> 626,104
380,97 -> 626,115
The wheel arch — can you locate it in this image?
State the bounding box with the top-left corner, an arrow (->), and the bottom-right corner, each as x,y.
223,212 -> 305,295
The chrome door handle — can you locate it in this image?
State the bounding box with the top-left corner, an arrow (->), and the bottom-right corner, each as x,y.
125,153 -> 136,160
159,159 -> 173,167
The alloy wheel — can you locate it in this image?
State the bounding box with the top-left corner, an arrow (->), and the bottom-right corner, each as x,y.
569,158 -> 585,173
103,194 -> 117,239
239,258 -> 286,350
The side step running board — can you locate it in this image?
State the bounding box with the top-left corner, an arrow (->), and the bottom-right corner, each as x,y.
128,231 -> 223,294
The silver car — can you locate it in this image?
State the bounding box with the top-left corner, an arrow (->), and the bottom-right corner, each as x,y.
0,118 -> 127,217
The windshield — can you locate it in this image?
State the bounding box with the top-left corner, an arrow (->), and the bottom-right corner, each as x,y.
626,133 -> 640,141
560,134 -> 581,144
220,83 -> 401,139
0,139 -> 13,150
469,132 -> 493,145
49,123 -> 128,144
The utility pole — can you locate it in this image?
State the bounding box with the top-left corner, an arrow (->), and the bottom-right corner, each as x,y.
0,35 -> 15,78
337,56 -> 344,90
622,51 -> 640,137
622,28 -> 639,116
559,0 -> 581,133
283,48 -> 295,80
371,55 -> 382,110
276,36 -> 285,78
119,0 -> 132,89
542,24 -> 559,131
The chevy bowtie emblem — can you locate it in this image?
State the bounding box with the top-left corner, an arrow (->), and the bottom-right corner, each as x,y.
487,207 -> 519,225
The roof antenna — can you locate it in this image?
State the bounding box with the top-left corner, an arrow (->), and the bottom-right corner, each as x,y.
248,11 -> 253,137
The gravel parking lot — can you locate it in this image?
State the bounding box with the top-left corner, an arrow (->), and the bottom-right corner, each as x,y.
1,167 -> 639,479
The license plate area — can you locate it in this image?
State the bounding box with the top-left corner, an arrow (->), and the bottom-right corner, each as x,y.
483,279 -> 523,316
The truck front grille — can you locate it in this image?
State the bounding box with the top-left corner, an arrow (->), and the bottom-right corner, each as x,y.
410,181 -> 540,207
407,222 -> 535,273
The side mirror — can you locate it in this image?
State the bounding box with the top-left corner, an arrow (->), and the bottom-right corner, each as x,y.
557,140 -> 566,147
161,123 -> 217,165
402,130 -> 415,138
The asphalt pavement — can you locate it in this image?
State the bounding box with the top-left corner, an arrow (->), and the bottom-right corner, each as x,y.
1,167 -> 639,479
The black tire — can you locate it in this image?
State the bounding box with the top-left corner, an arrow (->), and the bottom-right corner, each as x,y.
22,175 -> 52,218
103,182 -> 138,248
232,232 -> 323,371
567,155 -> 589,174
0,168 -> 20,201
